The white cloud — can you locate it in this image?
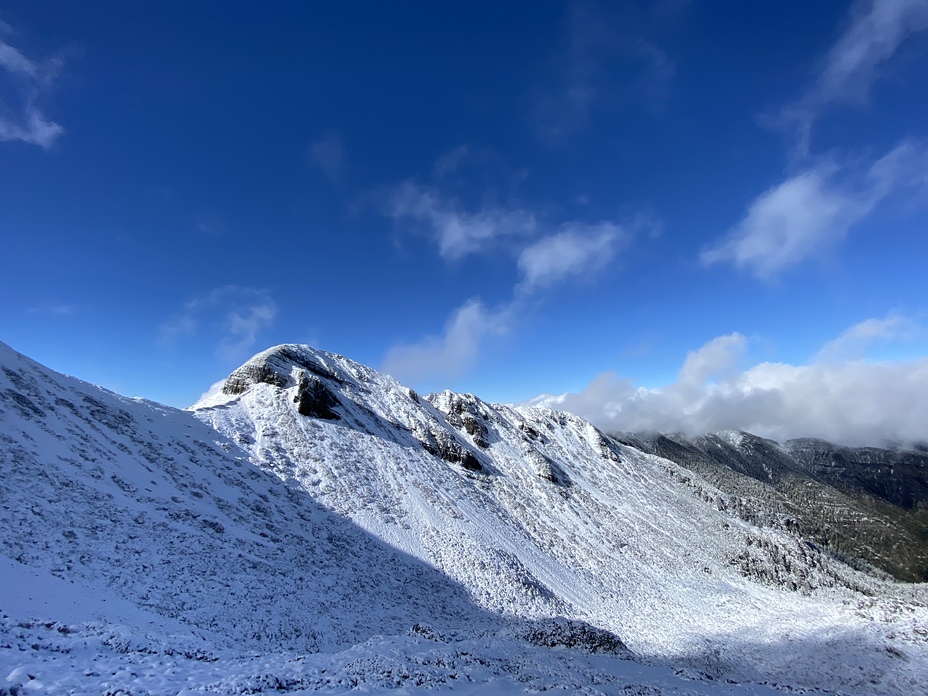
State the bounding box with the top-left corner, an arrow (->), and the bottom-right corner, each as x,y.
547,315 -> 928,447
778,0 -> 928,152
816,313 -> 917,362
677,333 -> 747,386
820,0 -> 928,106
701,165 -> 865,278
381,300 -> 511,386
517,222 -> 623,291
702,140 -> 928,278
160,286 -> 277,361
388,181 -> 536,260
0,37 -> 65,149
309,131 -> 345,183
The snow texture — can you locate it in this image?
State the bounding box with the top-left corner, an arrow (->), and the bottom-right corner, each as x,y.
1,341 -> 927,694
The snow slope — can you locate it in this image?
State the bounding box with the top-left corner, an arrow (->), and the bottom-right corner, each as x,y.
2,341 -> 927,694
193,345 -> 928,693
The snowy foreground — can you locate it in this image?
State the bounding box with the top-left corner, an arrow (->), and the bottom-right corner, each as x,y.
1,342 -> 927,694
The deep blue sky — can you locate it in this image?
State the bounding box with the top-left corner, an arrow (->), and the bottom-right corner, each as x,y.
2,1 -> 928,442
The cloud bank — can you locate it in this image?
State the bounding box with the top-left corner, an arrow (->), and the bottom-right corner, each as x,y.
546,315 -> 928,447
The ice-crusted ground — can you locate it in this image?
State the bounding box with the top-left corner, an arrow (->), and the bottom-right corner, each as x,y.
2,341 -> 927,694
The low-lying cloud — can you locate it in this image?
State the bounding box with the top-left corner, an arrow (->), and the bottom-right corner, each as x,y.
545,315 -> 928,447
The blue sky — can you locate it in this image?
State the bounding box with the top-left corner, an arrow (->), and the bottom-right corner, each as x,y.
2,1 -> 927,444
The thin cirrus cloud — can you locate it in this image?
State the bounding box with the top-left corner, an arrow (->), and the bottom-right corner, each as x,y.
533,1 -> 677,143
383,223 -> 628,386
309,131 -> 346,184
383,218 -> 631,387
160,286 -> 278,362
702,139 -> 928,278
388,180 -> 537,261
778,0 -> 928,152
382,145 -> 640,388
544,314 -> 928,447
0,32 -> 65,149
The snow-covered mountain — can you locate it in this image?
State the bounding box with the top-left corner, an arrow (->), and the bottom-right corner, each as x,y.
2,341 -> 927,694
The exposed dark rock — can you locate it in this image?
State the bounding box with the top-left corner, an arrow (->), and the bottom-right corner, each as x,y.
222,345 -> 345,396
1,390 -> 45,420
294,372 -> 341,420
525,449 -> 569,486
223,363 -> 287,395
520,617 -> 631,656
413,423 -> 482,471
429,392 -> 491,449
518,421 -> 541,441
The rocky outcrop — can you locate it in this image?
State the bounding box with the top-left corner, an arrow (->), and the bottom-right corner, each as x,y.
428,391 -> 491,449
222,362 -> 288,395
294,372 -> 341,420
412,421 -> 482,471
222,345 -> 345,396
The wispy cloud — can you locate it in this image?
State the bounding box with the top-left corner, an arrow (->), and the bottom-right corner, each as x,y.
701,139 -> 928,278
517,222 -> 624,292
545,314 -> 928,447
382,299 -> 512,386
160,286 -> 277,361
26,303 -> 77,316
776,0 -> 928,153
383,149 -> 646,386
309,131 -> 346,184
383,216 -> 636,387
194,210 -> 224,235
388,180 -> 536,261
0,32 -> 65,149
816,312 -> 920,362
533,1 -> 677,143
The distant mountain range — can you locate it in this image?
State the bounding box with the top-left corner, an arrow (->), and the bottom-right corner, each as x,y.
2,341 -> 926,694
616,431 -> 928,582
